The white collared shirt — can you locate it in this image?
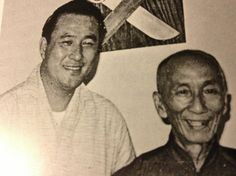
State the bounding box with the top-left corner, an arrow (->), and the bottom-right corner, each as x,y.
0,65 -> 135,176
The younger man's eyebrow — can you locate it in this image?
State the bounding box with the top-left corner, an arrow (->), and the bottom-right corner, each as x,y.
59,34 -> 98,42
60,33 -> 75,39
83,34 -> 98,42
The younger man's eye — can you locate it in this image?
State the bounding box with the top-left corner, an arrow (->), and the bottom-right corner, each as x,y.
61,40 -> 73,46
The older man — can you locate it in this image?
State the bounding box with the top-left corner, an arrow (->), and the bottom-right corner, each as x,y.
0,1 -> 134,175
113,50 -> 236,176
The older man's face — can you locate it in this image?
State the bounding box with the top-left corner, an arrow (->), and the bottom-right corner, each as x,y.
41,14 -> 100,90
160,59 -> 227,144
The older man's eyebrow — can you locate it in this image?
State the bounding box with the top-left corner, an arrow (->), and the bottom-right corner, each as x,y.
203,80 -> 221,87
172,83 -> 190,89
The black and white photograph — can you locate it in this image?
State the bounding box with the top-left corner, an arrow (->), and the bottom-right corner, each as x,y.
0,0 -> 235,175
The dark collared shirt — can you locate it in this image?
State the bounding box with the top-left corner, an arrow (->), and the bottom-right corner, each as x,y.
113,134 -> 236,176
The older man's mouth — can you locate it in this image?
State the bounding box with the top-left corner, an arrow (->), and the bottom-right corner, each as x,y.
185,120 -> 210,130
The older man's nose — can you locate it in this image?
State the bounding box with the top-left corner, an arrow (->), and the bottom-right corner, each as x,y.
188,95 -> 207,114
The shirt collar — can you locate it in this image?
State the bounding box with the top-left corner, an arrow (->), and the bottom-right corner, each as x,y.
26,64 -> 93,110
166,132 -> 220,169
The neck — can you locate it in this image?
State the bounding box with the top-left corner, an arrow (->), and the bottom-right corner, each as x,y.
175,136 -> 213,172
40,65 -> 75,112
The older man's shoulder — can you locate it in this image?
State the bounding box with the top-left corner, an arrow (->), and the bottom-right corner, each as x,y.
113,145 -> 169,176
219,145 -> 236,166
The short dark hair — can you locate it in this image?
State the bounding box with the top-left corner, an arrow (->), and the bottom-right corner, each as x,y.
157,49 -> 227,95
42,0 -> 106,45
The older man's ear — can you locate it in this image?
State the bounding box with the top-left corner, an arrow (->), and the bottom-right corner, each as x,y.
153,91 -> 168,119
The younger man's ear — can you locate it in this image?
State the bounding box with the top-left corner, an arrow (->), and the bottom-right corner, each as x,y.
222,94 -> 231,121
40,37 -> 47,60
152,91 -> 168,119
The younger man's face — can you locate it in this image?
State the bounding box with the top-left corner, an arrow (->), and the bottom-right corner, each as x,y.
41,13 -> 100,91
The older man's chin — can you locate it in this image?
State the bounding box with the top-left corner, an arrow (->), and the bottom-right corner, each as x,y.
180,128 -> 217,145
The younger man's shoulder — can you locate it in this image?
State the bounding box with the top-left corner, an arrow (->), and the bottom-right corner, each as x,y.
0,81 -> 27,103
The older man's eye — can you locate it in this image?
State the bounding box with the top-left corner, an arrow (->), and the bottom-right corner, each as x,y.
175,88 -> 191,97
203,88 -> 219,95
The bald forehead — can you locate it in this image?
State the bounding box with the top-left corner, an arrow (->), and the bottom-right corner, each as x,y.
164,55 -> 219,75
157,51 -> 227,94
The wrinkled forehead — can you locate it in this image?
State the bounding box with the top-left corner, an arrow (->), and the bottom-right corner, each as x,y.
158,55 -> 227,93
168,57 -> 219,78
